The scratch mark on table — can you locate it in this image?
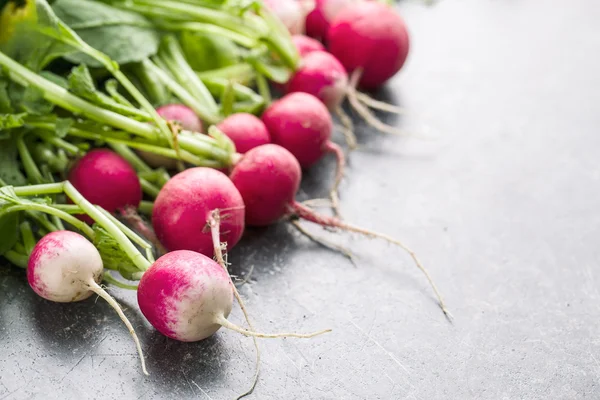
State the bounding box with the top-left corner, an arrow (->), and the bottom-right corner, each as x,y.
348,319 -> 410,375
191,380 -> 214,400
59,355 -> 86,383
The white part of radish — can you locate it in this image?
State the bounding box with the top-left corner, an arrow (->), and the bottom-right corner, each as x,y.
27,231 -> 149,375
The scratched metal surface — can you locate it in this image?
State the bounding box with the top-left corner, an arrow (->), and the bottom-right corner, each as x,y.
2,0 -> 600,399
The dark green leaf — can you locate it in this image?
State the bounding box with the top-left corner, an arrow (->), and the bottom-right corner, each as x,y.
0,210 -> 20,256
93,224 -> 140,280
0,137 -> 27,185
52,0 -> 160,67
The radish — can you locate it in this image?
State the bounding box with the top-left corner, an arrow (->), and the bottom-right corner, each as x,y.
156,103 -> 203,133
286,51 -> 348,110
68,149 -> 142,224
138,104 -> 203,169
305,0 -> 356,41
28,230 -> 148,374
230,144 -> 450,317
152,167 -> 245,257
217,113 -> 271,154
292,35 -> 326,57
263,0 -> 315,35
261,93 -> 345,213
327,1 -> 410,90
137,250 -> 331,341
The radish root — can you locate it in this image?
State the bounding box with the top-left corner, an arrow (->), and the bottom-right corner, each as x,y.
209,210 -> 260,400
347,69 -> 412,136
88,280 -> 149,375
291,219 -> 356,264
334,106 -> 358,150
324,141 -> 346,219
216,315 -> 332,339
290,202 -> 451,320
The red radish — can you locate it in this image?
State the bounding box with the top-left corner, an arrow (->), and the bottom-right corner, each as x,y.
286,51 -> 348,110
292,35 -> 325,57
262,93 -> 345,213
152,168 -> 245,257
263,0 -> 314,35
157,104 -> 203,133
138,104 -> 203,169
28,231 -> 147,374
230,144 -> 450,317
137,250 -> 331,341
68,149 -> 142,224
217,113 -> 271,154
305,0 -> 355,41
327,2 -> 410,89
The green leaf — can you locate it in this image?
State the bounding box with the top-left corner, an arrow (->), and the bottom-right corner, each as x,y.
0,113 -> 26,129
0,210 -> 20,256
0,137 -> 27,185
0,80 -> 12,113
52,0 -> 160,67
93,224 -> 140,280
67,64 -> 150,120
54,117 -> 73,138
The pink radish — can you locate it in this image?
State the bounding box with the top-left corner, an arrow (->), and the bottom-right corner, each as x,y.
327,1 -> 410,89
157,104 -> 203,133
68,149 -> 142,224
286,51 -> 348,110
217,113 -> 271,154
152,168 -> 245,257
261,92 -> 345,212
292,35 -> 326,57
305,0 -> 355,41
28,231 -> 148,374
230,144 -> 450,317
138,104 -> 203,169
137,250 -> 331,341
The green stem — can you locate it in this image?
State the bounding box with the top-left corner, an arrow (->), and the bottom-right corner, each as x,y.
4,251 -> 28,268
160,35 -> 220,116
156,21 -> 258,48
25,210 -> 58,233
20,221 -> 36,255
6,204 -> 95,239
37,132 -> 82,155
221,80 -> 235,117
16,136 -> 44,184
109,143 -> 152,173
140,178 -> 160,198
255,73 -> 271,105
96,207 -> 152,251
103,272 -> 139,290
139,201 -> 154,215
195,64 -> 256,82
144,59 -> 219,124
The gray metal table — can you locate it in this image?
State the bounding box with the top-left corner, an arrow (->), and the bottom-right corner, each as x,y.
2,0 -> 599,398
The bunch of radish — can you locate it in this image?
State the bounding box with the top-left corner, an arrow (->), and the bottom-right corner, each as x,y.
0,0 -> 448,396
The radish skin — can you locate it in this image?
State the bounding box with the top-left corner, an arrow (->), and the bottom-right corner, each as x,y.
230,144 -> 450,317
68,149 -> 142,224
152,168 -> 245,256
305,0 -> 356,41
292,35 -> 326,57
217,113 -> 271,154
286,51 -> 348,110
138,104 -> 203,169
27,231 -> 148,374
327,2 -> 410,89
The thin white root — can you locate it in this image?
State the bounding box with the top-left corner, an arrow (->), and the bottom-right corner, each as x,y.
88,280 -> 149,375
334,106 -> 358,150
347,69 -> 412,136
234,265 -> 255,288
302,198 -> 334,208
291,220 -> 356,264
216,315 -> 332,339
355,92 -> 409,115
209,210 -> 260,399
